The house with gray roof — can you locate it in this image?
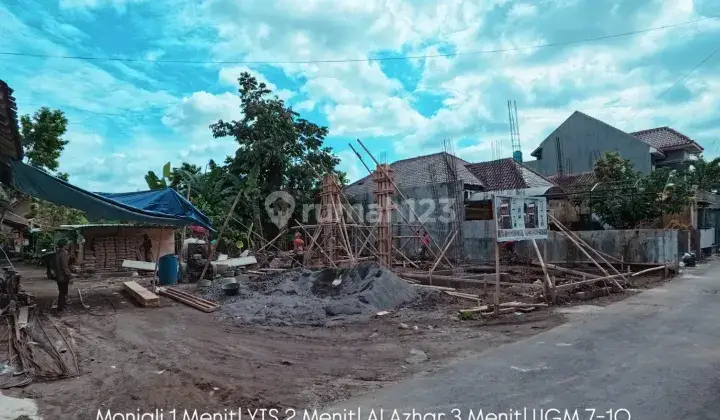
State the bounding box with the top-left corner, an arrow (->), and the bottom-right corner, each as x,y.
523,111 -> 703,177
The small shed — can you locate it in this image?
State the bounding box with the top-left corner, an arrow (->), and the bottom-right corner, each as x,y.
56,224 -> 176,273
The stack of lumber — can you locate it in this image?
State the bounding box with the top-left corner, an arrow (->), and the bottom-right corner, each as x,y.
158,287 -> 219,313
123,280 -> 159,307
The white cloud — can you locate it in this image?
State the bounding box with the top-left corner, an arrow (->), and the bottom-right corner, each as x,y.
295,100 -> 316,111
58,0 -> 148,12
508,3 -> 538,19
335,150 -> 365,183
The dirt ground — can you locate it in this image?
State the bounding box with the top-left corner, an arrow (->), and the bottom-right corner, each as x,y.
1,261 -> 672,419
1,266 -> 565,419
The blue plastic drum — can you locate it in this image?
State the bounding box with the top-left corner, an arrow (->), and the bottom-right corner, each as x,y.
157,254 -> 179,285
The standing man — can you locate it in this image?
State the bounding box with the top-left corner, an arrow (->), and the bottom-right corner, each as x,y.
140,234 -> 153,262
55,239 -> 72,312
292,231 -> 305,267
418,230 -> 431,261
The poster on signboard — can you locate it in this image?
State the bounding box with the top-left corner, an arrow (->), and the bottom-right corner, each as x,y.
494,195 -> 548,242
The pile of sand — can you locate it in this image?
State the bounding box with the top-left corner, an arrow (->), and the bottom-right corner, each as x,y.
200,263 -> 419,326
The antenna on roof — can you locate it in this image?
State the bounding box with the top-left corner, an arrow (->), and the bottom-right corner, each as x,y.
508,100 -> 522,162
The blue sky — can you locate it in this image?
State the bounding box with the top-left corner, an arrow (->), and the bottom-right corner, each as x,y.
2,0 -> 720,192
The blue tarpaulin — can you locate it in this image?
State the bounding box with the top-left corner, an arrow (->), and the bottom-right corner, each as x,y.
10,160 -> 213,230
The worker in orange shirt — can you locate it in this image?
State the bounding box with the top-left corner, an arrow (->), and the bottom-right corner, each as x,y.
292,232 -> 305,267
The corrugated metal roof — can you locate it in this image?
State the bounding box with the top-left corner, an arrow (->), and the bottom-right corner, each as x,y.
344,152 -> 484,199
57,223 -> 176,230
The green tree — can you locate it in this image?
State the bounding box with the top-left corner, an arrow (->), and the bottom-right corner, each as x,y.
685,155 -> 720,192
587,152 -> 692,229
20,107 -> 69,172
14,107 -> 87,229
210,71 -> 345,235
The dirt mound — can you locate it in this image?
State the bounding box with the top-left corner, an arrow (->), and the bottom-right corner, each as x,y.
207,263 -> 419,326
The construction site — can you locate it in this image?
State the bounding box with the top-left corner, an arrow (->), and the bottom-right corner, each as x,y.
0,132 -> 679,418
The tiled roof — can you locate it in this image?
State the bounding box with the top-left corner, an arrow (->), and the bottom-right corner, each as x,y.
465,158 -> 557,191
630,127 -> 703,152
548,171 -> 596,192
0,80 -> 22,162
343,152 -> 484,199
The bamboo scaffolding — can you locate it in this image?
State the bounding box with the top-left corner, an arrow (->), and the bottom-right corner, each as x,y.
294,219 -> 337,268
429,229 -> 458,276
198,189 -> 244,283
549,214 -> 628,287
357,139 -> 453,268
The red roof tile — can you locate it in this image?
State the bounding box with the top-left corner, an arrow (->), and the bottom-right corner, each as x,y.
465,158 -> 557,191
630,127 -> 703,151
548,171 -> 596,191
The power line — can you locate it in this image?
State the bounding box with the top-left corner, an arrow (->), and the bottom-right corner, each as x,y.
623,43 -> 720,126
0,16 -> 717,65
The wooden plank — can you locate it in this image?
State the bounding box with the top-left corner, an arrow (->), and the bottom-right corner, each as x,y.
122,260 -> 157,271
159,289 -> 218,313
163,288 -> 218,307
123,281 -> 160,307
217,256 -> 258,267
445,291 -> 481,301
534,261 -> 602,279
161,288 -> 216,307
458,305 -> 490,315
17,307 -> 28,330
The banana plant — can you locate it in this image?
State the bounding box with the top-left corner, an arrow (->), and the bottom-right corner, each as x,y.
145,162 -> 172,190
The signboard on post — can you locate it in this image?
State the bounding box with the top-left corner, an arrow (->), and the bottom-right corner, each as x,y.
494,194 -> 548,242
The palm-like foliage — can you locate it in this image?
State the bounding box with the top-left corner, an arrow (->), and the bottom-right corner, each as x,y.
685,155 -> 720,192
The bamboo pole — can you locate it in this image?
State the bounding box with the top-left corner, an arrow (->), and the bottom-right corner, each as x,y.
151,227 -> 164,291
357,139 -> 452,268
179,187 -> 191,267
555,272 -> 629,290
294,219 -> 337,268
302,226 -> 324,265
258,227 -> 287,253
393,245 -> 421,269
549,214 -> 628,285
198,189 -> 245,282
631,265 -> 666,277
547,220 -> 623,290
429,230 -> 458,276
233,216 -> 283,254
531,239 -> 554,302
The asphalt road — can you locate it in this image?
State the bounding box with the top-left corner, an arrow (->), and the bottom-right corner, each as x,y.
329,261 -> 720,420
